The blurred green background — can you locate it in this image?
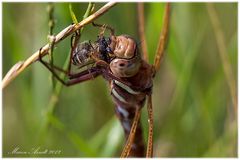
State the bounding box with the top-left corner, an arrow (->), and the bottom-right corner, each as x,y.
3,2 -> 237,157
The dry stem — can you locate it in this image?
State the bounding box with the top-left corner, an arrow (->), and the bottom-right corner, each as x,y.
146,94 -> 153,157
153,3 -> 170,73
137,3 -> 148,62
2,2 -> 117,89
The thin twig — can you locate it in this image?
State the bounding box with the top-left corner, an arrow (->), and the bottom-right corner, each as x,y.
137,3 -> 148,62
38,3 -> 96,145
153,3 -> 170,73
206,3 -> 237,117
46,2 -> 93,116
47,3 -> 56,87
48,3 -> 55,36
146,94 -> 153,157
2,2 -> 117,89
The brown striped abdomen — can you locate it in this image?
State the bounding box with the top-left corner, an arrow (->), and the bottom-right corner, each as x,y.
114,104 -> 145,157
107,60 -> 153,157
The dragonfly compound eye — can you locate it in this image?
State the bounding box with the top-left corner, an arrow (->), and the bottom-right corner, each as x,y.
112,35 -> 137,59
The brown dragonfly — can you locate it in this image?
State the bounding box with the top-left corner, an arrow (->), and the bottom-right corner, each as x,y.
38,3 -> 170,157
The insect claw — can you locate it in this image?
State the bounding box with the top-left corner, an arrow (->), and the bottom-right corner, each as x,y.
38,47 -> 43,61
151,65 -> 156,78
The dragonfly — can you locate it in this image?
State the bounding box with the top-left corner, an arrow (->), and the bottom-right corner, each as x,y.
38,3 -> 170,157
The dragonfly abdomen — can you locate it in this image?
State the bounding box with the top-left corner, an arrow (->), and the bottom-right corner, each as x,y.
115,104 -> 145,157
111,79 -> 147,157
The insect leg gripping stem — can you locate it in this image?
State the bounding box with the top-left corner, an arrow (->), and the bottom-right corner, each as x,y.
92,22 -> 115,36
38,49 -> 101,86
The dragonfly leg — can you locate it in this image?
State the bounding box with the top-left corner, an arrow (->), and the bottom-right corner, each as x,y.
68,32 -> 82,76
38,29 -> 87,78
38,52 -> 68,74
38,48 -> 69,73
38,34 -> 78,77
39,49 -> 101,86
66,69 -> 101,86
92,22 -> 115,36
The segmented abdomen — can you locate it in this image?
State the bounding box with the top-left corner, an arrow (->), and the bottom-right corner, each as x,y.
111,79 -> 146,157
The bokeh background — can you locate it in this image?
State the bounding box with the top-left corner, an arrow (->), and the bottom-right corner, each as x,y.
3,2 -> 237,157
